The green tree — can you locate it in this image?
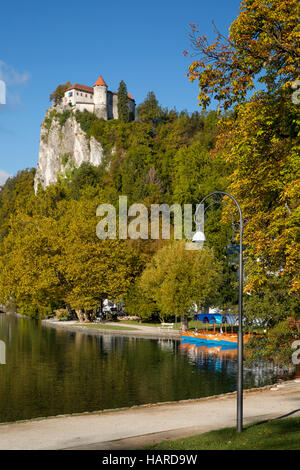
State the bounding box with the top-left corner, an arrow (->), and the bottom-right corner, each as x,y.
136,91 -> 162,123
117,80 -> 129,123
246,319 -> 300,366
137,241 -> 223,328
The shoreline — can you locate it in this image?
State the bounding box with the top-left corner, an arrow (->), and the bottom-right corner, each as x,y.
0,381 -> 285,427
0,379 -> 299,449
1,313 -> 299,450
41,318 -> 181,340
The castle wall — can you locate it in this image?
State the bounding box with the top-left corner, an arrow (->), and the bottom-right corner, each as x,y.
74,90 -> 94,104
94,85 -> 108,120
129,99 -> 135,119
63,89 -> 94,109
107,91 -> 114,120
75,102 -> 94,113
112,93 -> 119,119
63,81 -> 135,120
64,90 -> 76,106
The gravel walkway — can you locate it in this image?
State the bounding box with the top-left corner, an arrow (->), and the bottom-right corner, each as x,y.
0,380 -> 299,449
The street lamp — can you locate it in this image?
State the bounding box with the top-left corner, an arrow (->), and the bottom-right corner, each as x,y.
192,230 -> 206,244
193,190 -> 244,433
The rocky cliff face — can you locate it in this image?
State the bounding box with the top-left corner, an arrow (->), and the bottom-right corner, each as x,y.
34,109 -> 104,191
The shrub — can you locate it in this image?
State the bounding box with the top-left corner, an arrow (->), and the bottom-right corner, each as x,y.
55,309 -> 69,321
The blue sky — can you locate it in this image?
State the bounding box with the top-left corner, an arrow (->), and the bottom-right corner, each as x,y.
0,0 -> 241,181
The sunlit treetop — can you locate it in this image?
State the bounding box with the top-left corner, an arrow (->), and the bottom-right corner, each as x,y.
184,0 -> 300,110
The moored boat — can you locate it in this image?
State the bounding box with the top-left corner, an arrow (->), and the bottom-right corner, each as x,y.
179,330 -> 251,346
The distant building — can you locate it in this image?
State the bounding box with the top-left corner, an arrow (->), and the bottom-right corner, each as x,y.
63,75 -> 135,120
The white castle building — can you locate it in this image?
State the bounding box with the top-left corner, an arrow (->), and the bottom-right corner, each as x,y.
63,75 -> 135,120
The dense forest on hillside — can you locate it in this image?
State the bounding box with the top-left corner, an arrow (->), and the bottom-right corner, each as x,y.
0,0 -> 299,365
0,106 -> 234,319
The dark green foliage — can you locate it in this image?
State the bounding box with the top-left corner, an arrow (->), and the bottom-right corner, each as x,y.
59,109 -> 72,126
245,319 -> 299,366
74,109 -> 98,135
67,162 -> 103,199
44,109 -> 59,131
43,108 -> 72,131
117,80 -> 129,123
136,91 -> 162,123
61,153 -> 70,167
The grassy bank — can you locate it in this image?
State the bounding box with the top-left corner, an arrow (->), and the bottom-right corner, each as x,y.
119,319 -> 264,335
145,417 -> 300,450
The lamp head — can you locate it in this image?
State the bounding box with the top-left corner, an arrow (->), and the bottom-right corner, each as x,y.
192,230 -> 206,244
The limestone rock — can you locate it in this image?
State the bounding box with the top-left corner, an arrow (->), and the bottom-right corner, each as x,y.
34,110 -> 104,191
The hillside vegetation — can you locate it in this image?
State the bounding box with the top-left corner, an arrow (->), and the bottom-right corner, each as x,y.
0,0 -> 299,365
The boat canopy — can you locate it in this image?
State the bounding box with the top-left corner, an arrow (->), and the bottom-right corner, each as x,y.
193,313 -> 237,325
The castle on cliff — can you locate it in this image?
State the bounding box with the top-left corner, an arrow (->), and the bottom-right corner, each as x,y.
62,75 -> 135,120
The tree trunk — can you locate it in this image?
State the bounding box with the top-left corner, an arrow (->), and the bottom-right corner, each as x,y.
66,303 -> 76,319
180,315 -> 188,331
76,309 -> 84,322
90,309 -> 97,322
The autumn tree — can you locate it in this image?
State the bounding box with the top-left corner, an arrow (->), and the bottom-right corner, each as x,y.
55,198 -> 143,321
215,92 -> 300,295
0,215 -> 66,316
185,0 -> 300,364
185,0 -> 300,110
186,0 -> 300,295
49,81 -> 71,104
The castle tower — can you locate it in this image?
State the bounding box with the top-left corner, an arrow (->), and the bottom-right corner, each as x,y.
93,76 -> 108,119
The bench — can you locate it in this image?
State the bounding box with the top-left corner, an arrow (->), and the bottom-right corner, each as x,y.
159,323 -> 174,330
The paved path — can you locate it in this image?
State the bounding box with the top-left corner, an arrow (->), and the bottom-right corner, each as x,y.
0,380 -> 299,450
42,319 -> 181,340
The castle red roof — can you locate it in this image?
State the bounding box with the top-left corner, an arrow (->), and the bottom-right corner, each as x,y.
110,91 -> 135,101
94,76 -> 107,87
66,79 -> 135,101
66,84 -> 94,94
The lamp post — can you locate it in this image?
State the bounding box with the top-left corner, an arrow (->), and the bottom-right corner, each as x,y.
192,190 -> 244,433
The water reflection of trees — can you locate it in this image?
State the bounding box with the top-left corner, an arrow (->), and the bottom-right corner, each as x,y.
178,341 -> 294,388
0,316 -> 294,423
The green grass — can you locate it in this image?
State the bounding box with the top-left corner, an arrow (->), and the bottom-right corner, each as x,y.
144,417 -> 300,450
79,323 -> 138,331
119,319 -> 199,329
118,319 -> 265,335
119,320 -> 162,327
119,319 -> 238,332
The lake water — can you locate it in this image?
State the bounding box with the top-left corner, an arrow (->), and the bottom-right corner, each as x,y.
0,314 -> 292,423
